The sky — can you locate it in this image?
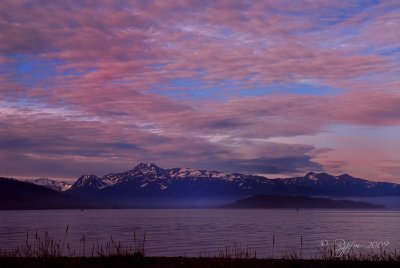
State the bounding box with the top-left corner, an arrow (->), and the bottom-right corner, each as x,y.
0,0 -> 399,182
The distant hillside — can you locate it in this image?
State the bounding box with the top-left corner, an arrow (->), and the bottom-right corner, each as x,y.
223,195 -> 385,209
0,177 -> 93,210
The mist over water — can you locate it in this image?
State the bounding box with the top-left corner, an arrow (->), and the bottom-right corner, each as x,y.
0,209 -> 399,258
354,197 -> 400,209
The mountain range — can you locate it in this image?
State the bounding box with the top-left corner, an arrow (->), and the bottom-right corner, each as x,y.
1,163 -> 400,209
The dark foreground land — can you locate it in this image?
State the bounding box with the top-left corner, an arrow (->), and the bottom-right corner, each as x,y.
1,229 -> 398,267
1,257 -> 400,268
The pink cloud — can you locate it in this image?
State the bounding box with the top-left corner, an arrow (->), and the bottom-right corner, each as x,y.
0,0 -> 399,182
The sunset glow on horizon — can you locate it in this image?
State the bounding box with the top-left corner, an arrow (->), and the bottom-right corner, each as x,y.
0,0 -> 399,182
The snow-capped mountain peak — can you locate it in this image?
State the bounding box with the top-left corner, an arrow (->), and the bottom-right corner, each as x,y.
130,162 -> 165,175
71,175 -> 106,190
27,178 -> 72,192
69,163 -> 269,193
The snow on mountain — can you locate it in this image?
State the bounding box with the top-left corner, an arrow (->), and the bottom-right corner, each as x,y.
70,175 -> 107,190
67,163 -> 400,198
306,172 -> 318,181
27,178 -> 72,192
69,163 -> 271,193
167,167 -> 239,181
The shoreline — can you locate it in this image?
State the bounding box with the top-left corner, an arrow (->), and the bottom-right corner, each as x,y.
1,256 -> 400,268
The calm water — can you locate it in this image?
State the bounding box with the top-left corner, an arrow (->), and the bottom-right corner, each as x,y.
0,209 -> 399,258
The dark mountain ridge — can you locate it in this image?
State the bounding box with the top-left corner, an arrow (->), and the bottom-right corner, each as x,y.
0,177 -> 94,209
68,163 -> 400,201
2,163 -> 399,209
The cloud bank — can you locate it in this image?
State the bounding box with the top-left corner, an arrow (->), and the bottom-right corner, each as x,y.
0,0 -> 399,181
